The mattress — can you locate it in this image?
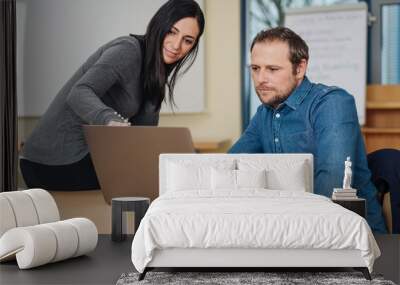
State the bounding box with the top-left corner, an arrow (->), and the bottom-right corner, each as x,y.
131,190 -> 380,273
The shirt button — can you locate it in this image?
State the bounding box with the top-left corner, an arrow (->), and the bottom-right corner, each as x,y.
275,113 -> 281,118
274,138 -> 279,143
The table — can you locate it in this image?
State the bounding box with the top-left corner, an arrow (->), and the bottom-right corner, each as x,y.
193,139 -> 231,153
111,197 -> 150,241
332,198 -> 366,218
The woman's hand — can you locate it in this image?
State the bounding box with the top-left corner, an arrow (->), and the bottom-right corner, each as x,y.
107,120 -> 130,126
107,112 -> 130,126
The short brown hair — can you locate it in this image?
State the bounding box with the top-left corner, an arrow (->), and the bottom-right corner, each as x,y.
250,27 -> 309,72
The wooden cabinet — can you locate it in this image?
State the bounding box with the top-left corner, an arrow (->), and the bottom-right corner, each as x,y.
362,85 -> 400,153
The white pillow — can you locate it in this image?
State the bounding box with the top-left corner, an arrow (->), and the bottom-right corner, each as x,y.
167,160 -> 236,191
211,169 -> 267,190
237,169 -> 267,188
238,159 -> 307,191
266,166 -> 306,191
167,163 -> 209,191
211,168 -> 236,189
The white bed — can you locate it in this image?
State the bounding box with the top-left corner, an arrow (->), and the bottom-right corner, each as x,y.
131,154 -> 380,280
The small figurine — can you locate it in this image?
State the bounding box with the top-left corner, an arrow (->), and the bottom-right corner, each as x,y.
342,156 -> 352,190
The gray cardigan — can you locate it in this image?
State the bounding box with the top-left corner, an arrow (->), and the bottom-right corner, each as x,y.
21,36 -> 159,165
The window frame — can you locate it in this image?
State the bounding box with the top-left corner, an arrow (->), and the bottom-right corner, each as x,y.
369,0 -> 400,83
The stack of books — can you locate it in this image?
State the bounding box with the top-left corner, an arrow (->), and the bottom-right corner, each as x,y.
332,188 -> 358,200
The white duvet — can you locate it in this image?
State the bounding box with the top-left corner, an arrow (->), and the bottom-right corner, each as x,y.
131,190 -> 380,273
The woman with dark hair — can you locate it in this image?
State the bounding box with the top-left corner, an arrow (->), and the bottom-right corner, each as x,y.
20,0 -> 205,190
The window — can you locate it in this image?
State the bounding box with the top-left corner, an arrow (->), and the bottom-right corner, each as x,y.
378,2 -> 400,84
369,0 -> 400,84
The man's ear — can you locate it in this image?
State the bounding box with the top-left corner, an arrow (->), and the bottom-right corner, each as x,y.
296,59 -> 308,80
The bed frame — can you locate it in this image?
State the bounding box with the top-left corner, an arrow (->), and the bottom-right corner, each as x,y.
140,248 -> 370,280
138,154 -> 372,280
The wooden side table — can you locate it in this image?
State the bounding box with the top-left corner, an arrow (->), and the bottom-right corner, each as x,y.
193,139 -> 231,153
111,197 -> 150,242
332,198 -> 366,218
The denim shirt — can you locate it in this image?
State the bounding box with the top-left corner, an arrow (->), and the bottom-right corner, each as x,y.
229,77 -> 387,233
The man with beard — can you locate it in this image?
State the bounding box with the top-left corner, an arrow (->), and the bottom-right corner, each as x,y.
229,27 -> 387,233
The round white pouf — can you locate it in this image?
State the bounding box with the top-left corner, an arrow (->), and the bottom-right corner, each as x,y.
24,189 -> 60,223
0,196 -> 17,237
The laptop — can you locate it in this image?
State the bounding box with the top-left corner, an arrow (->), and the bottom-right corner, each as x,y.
83,126 -> 195,204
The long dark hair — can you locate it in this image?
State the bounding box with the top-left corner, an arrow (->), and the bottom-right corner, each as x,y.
136,0 -> 205,111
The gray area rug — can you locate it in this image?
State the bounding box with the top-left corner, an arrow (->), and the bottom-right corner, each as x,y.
116,271 -> 396,285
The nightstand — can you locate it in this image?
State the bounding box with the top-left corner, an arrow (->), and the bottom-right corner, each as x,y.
111,197 -> 150,242
332,198 -> 366,218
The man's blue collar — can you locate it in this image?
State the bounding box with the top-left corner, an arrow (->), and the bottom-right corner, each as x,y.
283,76 -> 313,110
